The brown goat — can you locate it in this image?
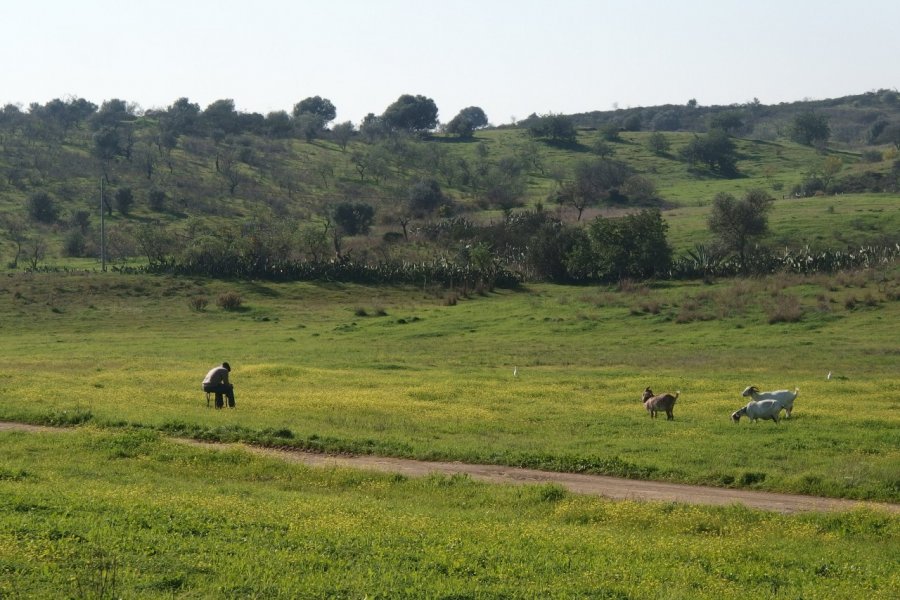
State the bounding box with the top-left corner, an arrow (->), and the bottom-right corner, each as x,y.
641,387 -> 680,420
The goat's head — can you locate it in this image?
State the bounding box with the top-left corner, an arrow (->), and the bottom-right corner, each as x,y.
731,407 -> 747,422
641,387 -> 654,402
741,386 -> 759,397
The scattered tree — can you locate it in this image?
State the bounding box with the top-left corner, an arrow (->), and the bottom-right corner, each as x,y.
114,187 -> 134,215
875,122 -> 900,150
821,156 -> 843,189
1,215 -> 28,268
528,114 -> 577,144
27,192 -> 59,223
25,236 -> 47,270
599,123 -> 622,142
591,139 -> 615,158
621,175 -> 658,203
582,209 -> 672,281
708,188 -> 774,270
790,112 -> 830,147
359,113 -> 388,141
445,106 -> 488,139
646,131 -> 671,155
332,202 -> 375,236
265,110 -> 293,138
408,179 -> 449,218
382,94 -> 439,134
557,159 -> 633,220
148,189 -> 167,212
293,96 -> 337,124
331,121 -> 355,150
709,111 -> 744,134
680,129 -> 738,175
202,99 -> 240,135
90,98 -> 132,131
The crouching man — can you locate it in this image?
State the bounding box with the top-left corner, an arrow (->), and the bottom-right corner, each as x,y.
202,362 -> 235,408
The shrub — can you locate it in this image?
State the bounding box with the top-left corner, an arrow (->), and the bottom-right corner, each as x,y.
28,192 -> 59,223
62,230 -> 87,257
148,189 -> 167,211
216,292 -> 243,311
646,131 -> 670,155
861,149 -> 883,163
766,294 -> 803,323
114,188 -> 134,215
636,300 -> 661,314
675,298 -> 711,323
189,296 -> 209,311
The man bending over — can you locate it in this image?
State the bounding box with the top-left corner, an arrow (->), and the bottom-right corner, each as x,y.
202,362 -> 235,408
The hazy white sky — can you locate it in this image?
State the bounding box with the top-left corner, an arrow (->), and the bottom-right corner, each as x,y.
3,0 -> 898,125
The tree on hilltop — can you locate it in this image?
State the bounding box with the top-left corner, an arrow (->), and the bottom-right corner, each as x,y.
382,94 -> 439,134
292,96 -> 337,141
293,96 -> 337,124
527,113 -> 577,144
445,106 -> 488,139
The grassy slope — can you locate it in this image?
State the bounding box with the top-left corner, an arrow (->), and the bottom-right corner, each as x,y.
1,428 -> 897,599
2,124 -> 898,263
1,270 -> 898,501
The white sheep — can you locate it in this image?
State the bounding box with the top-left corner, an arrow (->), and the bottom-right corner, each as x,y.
731,399 -> 784,424
741,386 -> 799,418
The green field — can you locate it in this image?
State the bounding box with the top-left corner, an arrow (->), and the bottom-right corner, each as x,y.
2,268 -> 899,500
2,268 -> 899,596
2,427 -> 897,598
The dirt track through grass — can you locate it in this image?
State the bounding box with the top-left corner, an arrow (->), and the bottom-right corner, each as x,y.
3,422 -> 896,515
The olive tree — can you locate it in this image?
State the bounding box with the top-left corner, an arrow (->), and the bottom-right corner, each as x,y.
708,188 -> 774,271
790,112 -> 830,147
445,106 -> 488,139
582,209 -> 673,282
382,94 -> 439,134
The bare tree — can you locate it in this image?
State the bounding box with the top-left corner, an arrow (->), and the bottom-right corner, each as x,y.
1,215 -> 28,268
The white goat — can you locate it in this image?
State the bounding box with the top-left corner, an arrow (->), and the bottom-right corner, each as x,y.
741,386 -> 799,418
731,399 -> 784,424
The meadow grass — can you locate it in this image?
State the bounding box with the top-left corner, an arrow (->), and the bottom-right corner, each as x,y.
1,268 -> 899,502
0,428 -> 897,599
663,192 -> 900,252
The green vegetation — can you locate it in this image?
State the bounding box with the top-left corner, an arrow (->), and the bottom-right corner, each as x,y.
2,93 -> 899,279
2,90 -> 899,597
2,428 -> 897,598
2,269 -> 898,501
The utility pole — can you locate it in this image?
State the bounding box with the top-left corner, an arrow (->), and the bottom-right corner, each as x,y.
100,178 -> 106,271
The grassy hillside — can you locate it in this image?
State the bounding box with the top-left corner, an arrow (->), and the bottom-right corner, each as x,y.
1,108 -> 898,267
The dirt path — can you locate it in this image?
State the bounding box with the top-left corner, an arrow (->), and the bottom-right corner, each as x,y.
3,422 -> 897,514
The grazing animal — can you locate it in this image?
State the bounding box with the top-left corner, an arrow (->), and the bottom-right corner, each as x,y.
741,386 -> 800,418
731,399 -> 784,424
641,387 -> 680,420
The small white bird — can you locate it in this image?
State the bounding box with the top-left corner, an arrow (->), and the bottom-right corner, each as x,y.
513,366 -> 518,378
827,371 -> 832,380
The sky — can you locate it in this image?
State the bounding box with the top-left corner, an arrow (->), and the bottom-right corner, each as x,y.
2,0 -> 898,126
